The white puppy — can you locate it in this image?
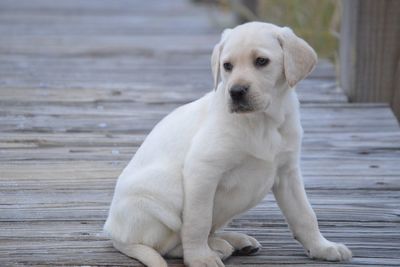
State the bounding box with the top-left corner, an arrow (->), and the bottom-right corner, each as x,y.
104,22 -> 352,267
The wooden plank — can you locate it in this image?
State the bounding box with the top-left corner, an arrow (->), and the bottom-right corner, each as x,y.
0,0 -> 206,17
1,131 -> 399,152
0,104 -> 397,134
0,14 -> 216,35
0,80 -> 346,104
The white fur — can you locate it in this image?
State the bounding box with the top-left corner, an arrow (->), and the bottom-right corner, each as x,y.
104,22 -> 352,267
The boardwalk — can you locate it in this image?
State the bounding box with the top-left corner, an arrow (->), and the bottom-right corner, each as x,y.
0,0 -> 399,266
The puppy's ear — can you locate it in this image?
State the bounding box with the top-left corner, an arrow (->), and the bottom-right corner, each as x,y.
211,28 -> 232,90
278,27 -> 317,88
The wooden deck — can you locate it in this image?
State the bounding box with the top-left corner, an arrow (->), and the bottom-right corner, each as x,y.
0,0 -> 399,266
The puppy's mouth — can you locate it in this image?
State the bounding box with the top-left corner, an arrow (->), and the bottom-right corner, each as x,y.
229,99 -> 270,114
229,102 -> 255,113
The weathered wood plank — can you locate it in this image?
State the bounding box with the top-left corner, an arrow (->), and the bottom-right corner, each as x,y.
0,0 -> 206,17
0,79 -> 346,104
0,102 -> 398,134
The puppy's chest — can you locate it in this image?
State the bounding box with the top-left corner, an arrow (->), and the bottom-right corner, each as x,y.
217,126 -> 291,205
244,124 -> 287,162
218,156 -> 276,206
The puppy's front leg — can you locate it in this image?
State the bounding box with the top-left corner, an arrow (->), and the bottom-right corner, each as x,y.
182,159 -> 224,267
273,165 -> 352,261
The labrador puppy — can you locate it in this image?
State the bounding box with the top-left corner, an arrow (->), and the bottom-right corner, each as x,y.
104,22 -> 352,267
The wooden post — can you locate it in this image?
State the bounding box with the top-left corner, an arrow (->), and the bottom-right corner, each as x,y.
340,0 -> 400,121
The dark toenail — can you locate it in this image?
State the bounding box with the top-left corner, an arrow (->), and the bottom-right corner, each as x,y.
233,246 -> 251,256
241,246 -> 253,254
249,247 -> 260,254
233,246 -> 260,256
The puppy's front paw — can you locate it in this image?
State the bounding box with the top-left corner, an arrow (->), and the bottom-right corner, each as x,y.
307,239 -> 352,261
231,234 -> 261,256
185,248 -> 225,267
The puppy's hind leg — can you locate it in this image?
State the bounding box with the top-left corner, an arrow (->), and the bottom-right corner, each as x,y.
113,241 -> 168,267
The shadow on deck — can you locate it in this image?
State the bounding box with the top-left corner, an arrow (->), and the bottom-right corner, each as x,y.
0,0 -> 399,266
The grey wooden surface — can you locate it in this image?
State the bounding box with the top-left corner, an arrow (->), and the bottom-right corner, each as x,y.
0,0 -> 399,266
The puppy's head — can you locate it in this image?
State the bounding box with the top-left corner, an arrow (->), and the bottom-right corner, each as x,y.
211,22 -> 317,113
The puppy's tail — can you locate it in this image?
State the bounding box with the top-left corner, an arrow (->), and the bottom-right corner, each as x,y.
113,241 -> 167,267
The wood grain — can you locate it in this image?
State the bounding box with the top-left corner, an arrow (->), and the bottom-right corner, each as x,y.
340,0 -> 400,121
0,0 -> 399,266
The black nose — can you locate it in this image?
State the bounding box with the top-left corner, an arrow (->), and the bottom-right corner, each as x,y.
230,84 -> 249,102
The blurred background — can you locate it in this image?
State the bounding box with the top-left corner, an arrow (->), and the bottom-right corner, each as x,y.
205,0 -> 340,61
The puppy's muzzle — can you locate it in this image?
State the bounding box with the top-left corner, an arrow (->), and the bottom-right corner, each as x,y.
229,84 -> 253,113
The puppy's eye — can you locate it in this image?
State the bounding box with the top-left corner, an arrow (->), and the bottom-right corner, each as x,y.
255,57 -> 270,67
223,62 -> 233,72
